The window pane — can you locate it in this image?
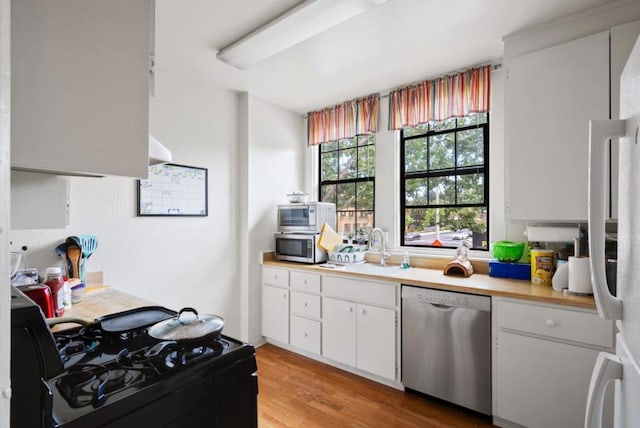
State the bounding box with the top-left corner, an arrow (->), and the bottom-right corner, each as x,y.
456,113 -> 487,127
337,214 -> 355,237
405,137 -> 428,173
457,174 -> 484,204
321,141 -> 338,152
339,138 -> 356,149
337,183 -> 356,210
320,184 -> 337,204
357,145 -> 375,178
403,125 -> 428,138
457,129 -> 484,167
339,147 -> 357,179
357,181 -> 374,210
428,176 -> 455,205
405,178 -> 429,206
429,133 -> 455,170
357,134 -> 375,146
430,118 -> 456,132
321,151 -> 338,181
403,207 -> 488,249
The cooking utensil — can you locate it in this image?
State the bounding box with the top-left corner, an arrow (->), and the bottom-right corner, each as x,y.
148,307 -> 224,343
66,245 -> 81,279
78,234 -> 98,258
55,242 -> 71,277
46,306 -> 177,333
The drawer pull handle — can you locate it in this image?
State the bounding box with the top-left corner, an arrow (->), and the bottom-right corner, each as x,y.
545,319 -> 555,327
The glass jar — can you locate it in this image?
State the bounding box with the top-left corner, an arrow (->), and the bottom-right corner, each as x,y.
43,266 -> 65,317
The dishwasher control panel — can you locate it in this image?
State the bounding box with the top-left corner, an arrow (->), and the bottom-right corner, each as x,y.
401,285 -> 491,312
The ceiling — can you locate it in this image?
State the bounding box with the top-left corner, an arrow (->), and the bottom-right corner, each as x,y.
155,0 -> 620,114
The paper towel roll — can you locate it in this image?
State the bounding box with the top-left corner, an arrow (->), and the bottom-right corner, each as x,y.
568,256 -> 592,294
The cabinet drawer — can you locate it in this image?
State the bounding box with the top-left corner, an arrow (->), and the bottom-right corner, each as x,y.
290,316 -> 321,354
262,266 -> 289,288
323,275 -> 396,308
496,299 -> 614,348
290,271 -> 321,293
291,291 -> 321,319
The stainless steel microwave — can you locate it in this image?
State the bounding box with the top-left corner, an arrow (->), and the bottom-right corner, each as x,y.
275,233 -> 328,264
277,202 -> 336,233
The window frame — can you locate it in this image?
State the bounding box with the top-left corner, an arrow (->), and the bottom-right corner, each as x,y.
318,134 -> 376,238
399,114 -> 490,250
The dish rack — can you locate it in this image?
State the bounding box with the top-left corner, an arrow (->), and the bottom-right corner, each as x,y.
328,251 -> 365,264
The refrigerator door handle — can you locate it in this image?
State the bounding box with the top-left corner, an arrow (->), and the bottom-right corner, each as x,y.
588,119 -> 625,320
585,352 -> 622,428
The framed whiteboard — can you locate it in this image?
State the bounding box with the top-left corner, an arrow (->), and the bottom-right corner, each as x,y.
137,163 -> 208,216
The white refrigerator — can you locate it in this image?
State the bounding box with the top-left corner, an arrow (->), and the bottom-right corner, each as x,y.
585,37 -> 640,427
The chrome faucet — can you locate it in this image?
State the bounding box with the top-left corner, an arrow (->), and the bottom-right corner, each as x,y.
369,227 -> 391,266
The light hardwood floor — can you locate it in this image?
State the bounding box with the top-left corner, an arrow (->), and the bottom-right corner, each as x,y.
256,344 -> 495,427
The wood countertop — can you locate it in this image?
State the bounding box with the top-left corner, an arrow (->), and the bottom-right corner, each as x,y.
263,255 -> 598,310
52,287 -> 154,331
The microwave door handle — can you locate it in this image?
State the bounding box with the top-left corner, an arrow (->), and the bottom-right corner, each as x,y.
588,119 -> 624,320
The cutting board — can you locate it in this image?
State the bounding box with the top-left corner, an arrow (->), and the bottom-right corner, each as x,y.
318,223 -> 343,252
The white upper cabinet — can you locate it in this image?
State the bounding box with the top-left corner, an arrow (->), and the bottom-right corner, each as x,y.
505,31 -> 609,221
11,0 -> 153,178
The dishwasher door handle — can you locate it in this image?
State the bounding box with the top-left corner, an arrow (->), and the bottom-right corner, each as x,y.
428,302 -> 456,311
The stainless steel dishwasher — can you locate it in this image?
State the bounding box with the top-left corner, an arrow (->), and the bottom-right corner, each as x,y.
402,285 -> 491,415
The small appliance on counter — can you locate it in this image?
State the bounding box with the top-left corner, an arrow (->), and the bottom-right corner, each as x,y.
274,232 -> 328,264
277,201 -> 336,233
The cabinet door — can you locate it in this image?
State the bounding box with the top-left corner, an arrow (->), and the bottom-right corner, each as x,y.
11,0 -> 152,178
356,303 -> 396,380
505,31 -> 609,221
322,297 -> 356,367
495,331 -> 601,428
262,285 -> 289,344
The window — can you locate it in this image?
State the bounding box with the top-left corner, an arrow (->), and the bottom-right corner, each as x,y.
400,113 -> 488,250
319,134 -> 375,239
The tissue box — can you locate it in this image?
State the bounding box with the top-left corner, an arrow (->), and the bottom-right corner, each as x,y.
489,260 -> 531,281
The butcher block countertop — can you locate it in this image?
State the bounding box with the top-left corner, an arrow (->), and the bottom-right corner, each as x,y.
262,253 -> 598,310
52,287 -> 154,331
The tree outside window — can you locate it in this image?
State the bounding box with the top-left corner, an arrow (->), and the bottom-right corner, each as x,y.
401,113 -> 489,250
319,135 -> 375,239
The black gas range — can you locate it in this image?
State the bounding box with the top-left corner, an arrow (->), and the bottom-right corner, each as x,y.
10,286 -> 258,428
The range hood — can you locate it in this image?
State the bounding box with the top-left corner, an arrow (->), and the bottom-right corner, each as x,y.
149,135 -> 172,165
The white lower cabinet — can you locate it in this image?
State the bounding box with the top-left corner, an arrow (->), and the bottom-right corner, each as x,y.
322,297 -> 357,367
290,316 -> 321,354
322,275 -> 398,381
355,303 -> 396,380
261,283 -> 289,344
494,298 -> 614,428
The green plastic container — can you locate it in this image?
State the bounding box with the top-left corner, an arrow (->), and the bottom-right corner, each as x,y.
492,241 -> 525,263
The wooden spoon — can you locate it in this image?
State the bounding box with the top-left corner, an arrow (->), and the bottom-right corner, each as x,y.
66,245 -> 82,279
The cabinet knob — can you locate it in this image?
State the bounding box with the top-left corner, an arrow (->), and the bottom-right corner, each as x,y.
304,332 -> 308,338
361,309 -> 366,315
545,319 -> 555,327
282,293 -> 287,299
348,307 -> 354,313
304,302 -> 308,307
304,280 -> 307,284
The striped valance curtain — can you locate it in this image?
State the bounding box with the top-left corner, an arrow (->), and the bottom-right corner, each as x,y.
307,94 -> 379,146
388,65 -> 491,130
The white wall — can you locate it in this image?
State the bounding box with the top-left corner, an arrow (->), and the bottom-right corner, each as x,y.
242,94 -> 305,344
10,63 -> 246,338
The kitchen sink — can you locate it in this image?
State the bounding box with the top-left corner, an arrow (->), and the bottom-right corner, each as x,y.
338,262 -> 405,277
